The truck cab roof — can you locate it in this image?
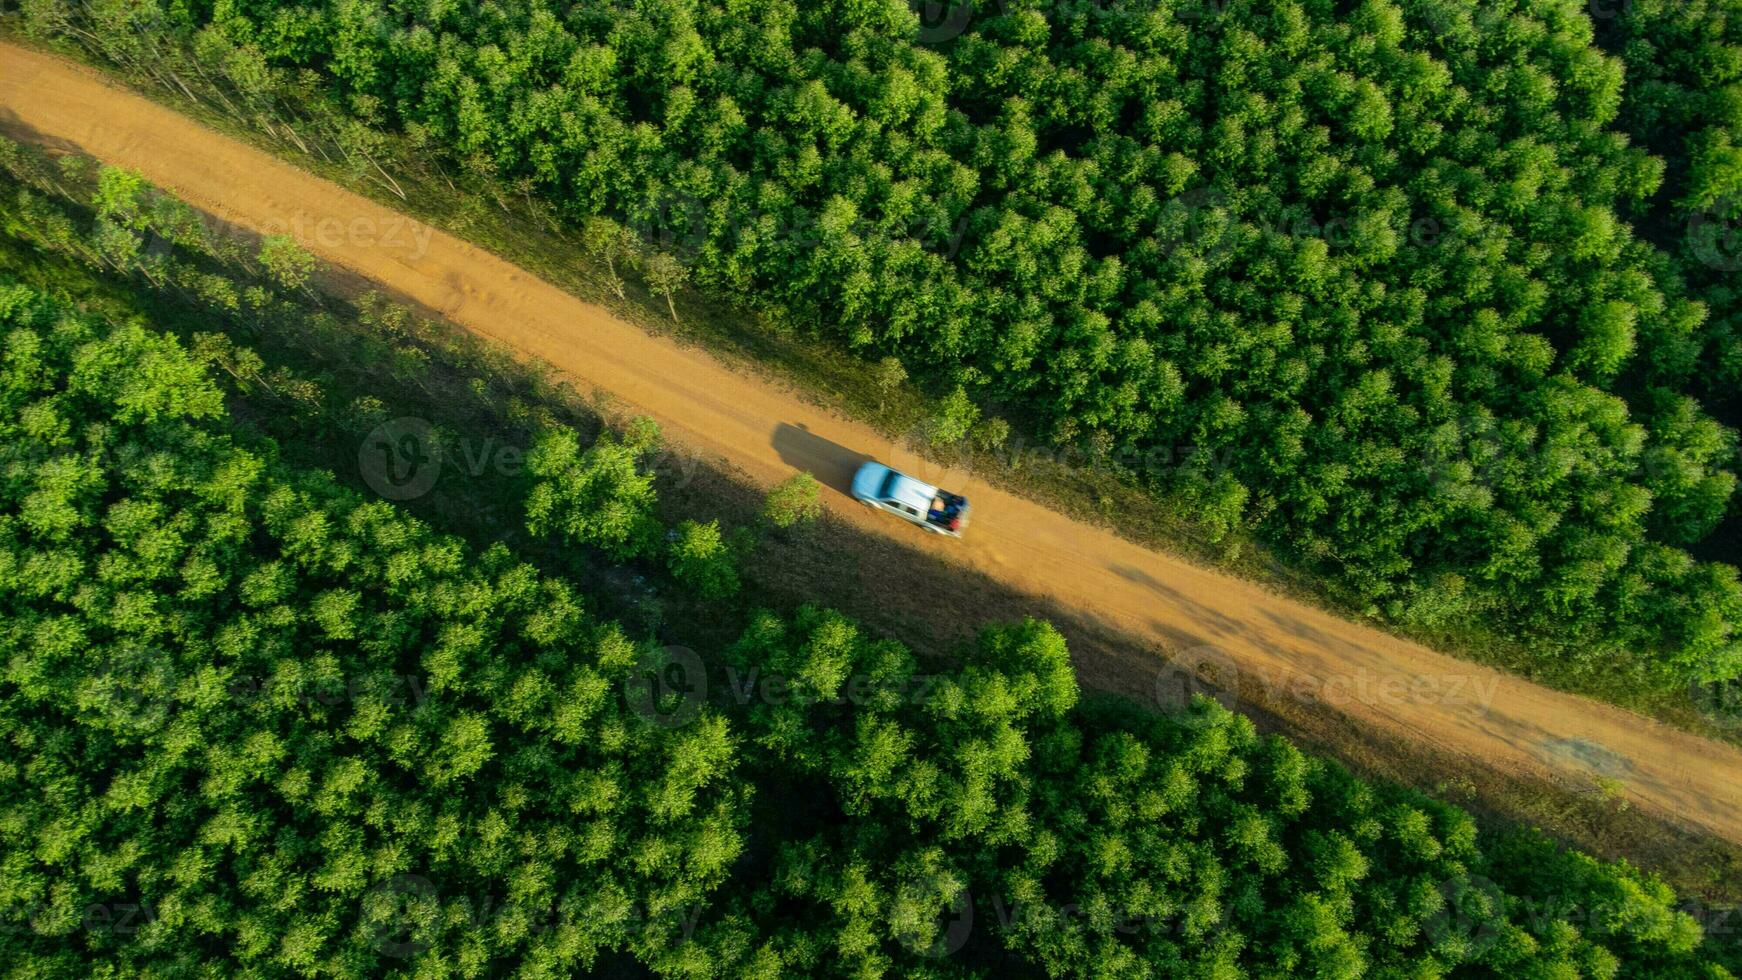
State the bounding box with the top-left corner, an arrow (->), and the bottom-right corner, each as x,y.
851,461 -> 970,536
852,461 -> 937,512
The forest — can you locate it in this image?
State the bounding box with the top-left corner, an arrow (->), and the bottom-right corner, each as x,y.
8,0 -> 1741,695
0,153 -> 1735,975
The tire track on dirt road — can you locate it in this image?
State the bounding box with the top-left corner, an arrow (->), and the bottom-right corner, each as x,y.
4,42 -> 1739,843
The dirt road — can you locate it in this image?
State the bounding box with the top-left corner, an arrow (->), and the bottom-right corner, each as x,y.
5,42 -> 1740,844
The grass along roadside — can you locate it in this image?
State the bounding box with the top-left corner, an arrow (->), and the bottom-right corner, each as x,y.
4,31 -> 1736,743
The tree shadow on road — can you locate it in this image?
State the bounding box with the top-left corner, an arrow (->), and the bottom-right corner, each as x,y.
0,108 -> 80,155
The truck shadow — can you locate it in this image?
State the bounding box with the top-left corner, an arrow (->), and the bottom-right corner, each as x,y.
770,421 -> 872,496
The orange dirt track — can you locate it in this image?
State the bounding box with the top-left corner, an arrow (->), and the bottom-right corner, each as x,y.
4,42 -> 1739,843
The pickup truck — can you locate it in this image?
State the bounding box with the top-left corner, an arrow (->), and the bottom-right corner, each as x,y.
850,461 -> 971,537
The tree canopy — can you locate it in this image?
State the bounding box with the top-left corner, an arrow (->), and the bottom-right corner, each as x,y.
18,0 -> 1741,686
0,277 -> 1731,976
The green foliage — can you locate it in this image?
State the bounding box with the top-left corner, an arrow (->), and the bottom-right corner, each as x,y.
969,416 -> 1010,453
872,355 -> 906,411
25,0 -> 1742,683
524,421 -> 663,560
582,215 -> 633,299
0,284 -> 745,975
1596,0 -> 1742,400
256,234 -> 313,292
640,252 -> 687,322
763,472 -> 823,529
90,166 -> 147,228
714,606 -> 1727,978
924,385 -> 980,447
668,518 -> 740,600
0,281 -> 1730,976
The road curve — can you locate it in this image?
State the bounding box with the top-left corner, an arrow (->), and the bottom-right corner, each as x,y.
4,42 -> 1740,842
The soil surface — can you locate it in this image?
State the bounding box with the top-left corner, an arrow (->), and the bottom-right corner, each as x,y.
5,42 -> 1739,844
